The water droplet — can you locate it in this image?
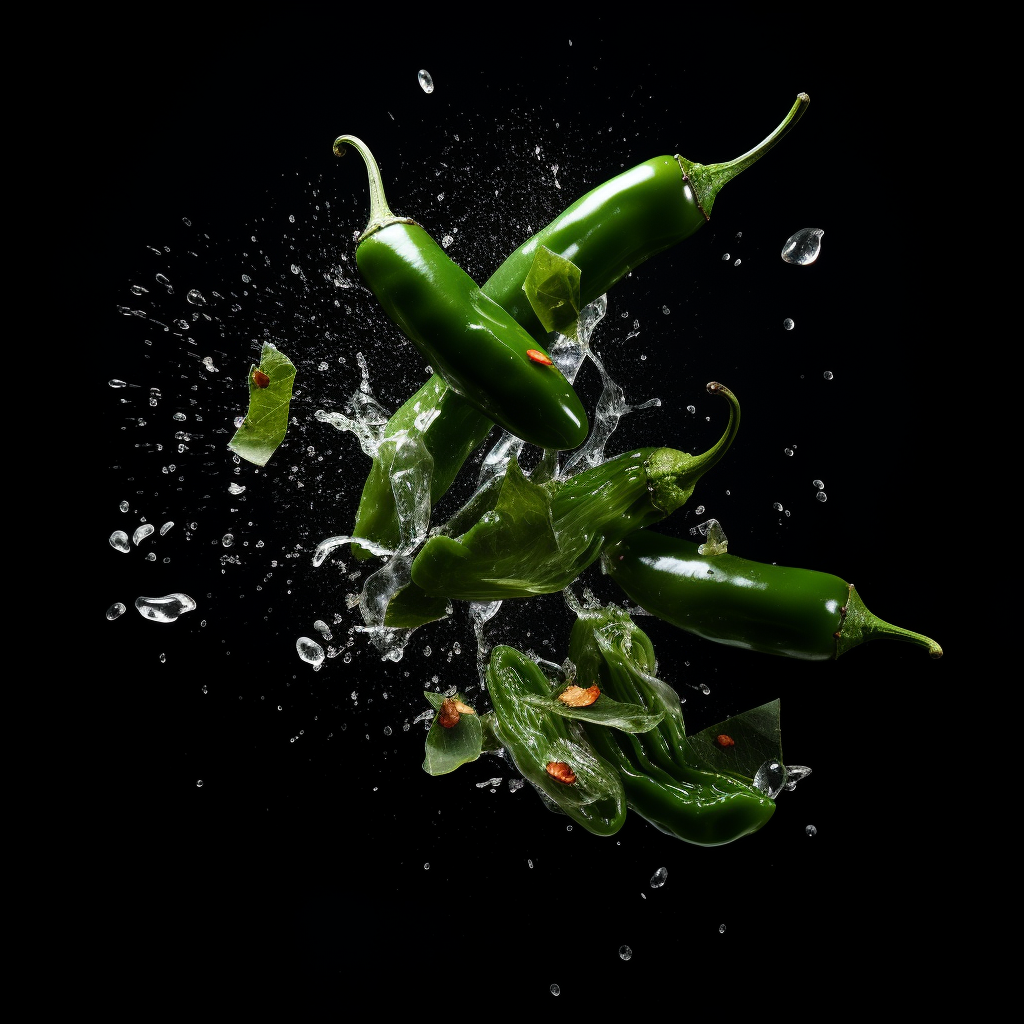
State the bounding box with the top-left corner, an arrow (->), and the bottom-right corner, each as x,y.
133,524 -> 155,546
423,862 -> 430,870
159,521 -> 174,536
805,824 -> 818,836
733,258 -> 742,267
781,227 -> 824,265
135,593 -> 197,623
752,760 -> 788,798
783,318 -> 795,331
228,483 -> 246,495
196,779 -> 203,788
314,619 -> 333,641
417,69 -> 434,94
619,945 -> 632,961
686,404 -> 695,414
823,370 -> 833,380
812,479 -> 824,490
108,379 -> 128,388
119,501 -> 129,513
773,502 -> 783,511
186,289 -> 207,306
650,866 -> 668,888
784,448 -> 794,457
699,683 -> 710,695
719,923 -> 727,934
109,531 -> 130,553
721,252 -> 730,261
549,984 -> 561,997
221,534 -> 234,548
159,653 -> 166,663
296,636 -> 325,670
202,685 -> 208,694
815,491 -> 827,503
106,602 -> 126,621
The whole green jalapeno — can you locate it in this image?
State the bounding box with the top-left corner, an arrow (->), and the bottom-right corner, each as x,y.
405,382 -> 740,606
334,135 -> 588,452
485,644 -> 627,837
342,94 -> 809,559
603,528 -> 943,660
567,602 -> 776,846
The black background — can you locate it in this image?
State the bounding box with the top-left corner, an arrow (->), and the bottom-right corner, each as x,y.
98,22 -> 950,1008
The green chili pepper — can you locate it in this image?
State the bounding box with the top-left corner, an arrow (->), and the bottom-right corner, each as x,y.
405,382 -> 740,606
334,135 -> 589,452
567,602 -> 776,846
485,644 -> 627,837
603,528 -> 943,660
343,93 -> 808,559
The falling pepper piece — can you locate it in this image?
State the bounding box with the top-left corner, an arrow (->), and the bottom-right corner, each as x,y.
253,369 -> 271,388
545,761 -> 577,785
558,684 -> 600,707
715,734 -> 736,748
526,349 -> 554,366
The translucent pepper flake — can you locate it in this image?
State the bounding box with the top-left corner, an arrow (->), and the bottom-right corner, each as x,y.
545,761 -> 577,785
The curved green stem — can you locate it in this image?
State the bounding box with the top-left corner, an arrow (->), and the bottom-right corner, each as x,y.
677,92 -> 810,219
838,586 -> 944,659
333,134 -> 416,241
647,381 -> 741,513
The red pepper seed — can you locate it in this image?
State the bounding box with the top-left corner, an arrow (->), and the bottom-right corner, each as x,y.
253,369 -> 271,388
526,349 -> 554,366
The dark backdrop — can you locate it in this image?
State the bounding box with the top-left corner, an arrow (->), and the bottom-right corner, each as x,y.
98,22 -> 949,1008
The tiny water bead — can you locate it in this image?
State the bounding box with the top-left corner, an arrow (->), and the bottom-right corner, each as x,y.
823,370 -> 833,380
135,593 -> 197,623
813,479 -> 824,490
417,69 -> 434,94
296,636 -> 325,671
549,985 -> 560,997
109,531 -> 130,553
783,318 -> 795,330
650,866 -> 668,888
222,534 -> 234,548
781,227 -> 824,265
719,924 -> 726,934
815,491 -> 827,502
805,824 -> 818,837
119,501 -> 129,513
133,524 -> 155,545
106,602 -> 126,621
618,945 -> 632,961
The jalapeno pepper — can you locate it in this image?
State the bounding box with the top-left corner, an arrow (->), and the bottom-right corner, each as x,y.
404,382 -> 739,607
603,528 -> 943,660
567,604 -> 777,846
342,93 -> 808,559
485,644 -> 627,837
334,135 -> 588,452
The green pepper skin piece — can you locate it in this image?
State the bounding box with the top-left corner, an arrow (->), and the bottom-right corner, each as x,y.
336,136 -> 588,453
604,528 -> 944,660
344,94 -> 809,558
568,605 -> 775,846
486,645 -> 627,837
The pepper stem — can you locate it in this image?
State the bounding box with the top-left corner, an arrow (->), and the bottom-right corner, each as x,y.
647,381 -> 741,513
333,134 -> 416,241
677,92 -> 810,220
837,585 -> 943,660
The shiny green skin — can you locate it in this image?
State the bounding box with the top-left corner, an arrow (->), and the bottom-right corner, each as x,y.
357,223 -> 588,452
485,155 -> 704,340
486,645 -> 627,837
568,608 -> 774,847
605,528 -> 849,661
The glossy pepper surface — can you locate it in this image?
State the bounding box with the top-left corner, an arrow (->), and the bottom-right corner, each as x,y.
334,135 -> 588,451
485,644 -> 627,836
344,93 -> 808,558
568,603 -> 775,846
604,528 -> 943,660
